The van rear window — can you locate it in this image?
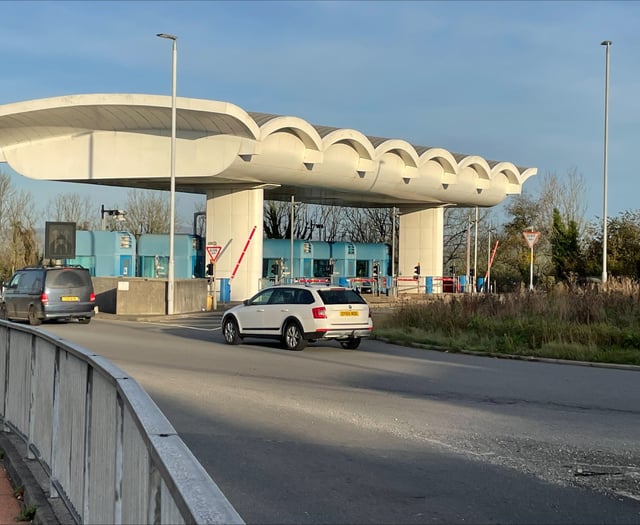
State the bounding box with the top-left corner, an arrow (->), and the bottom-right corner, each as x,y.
47,269 -> 91,289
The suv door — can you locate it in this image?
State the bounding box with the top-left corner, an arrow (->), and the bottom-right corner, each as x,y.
238,288 -> 275,335
263,287 -> 297,335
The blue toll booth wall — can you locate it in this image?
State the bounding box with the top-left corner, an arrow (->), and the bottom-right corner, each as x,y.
355,243 -> 391,277
330,242 -> 356,281
137,234 -> 205,279
354,243 -> 392,294
262,239 -> 314,281
65,231 -> 136,277
311,241 -> 332,278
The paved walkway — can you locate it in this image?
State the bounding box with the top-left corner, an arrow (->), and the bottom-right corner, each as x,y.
0,463 -> 21,524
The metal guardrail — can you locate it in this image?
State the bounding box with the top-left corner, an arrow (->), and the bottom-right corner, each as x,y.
0,320 -> 244,525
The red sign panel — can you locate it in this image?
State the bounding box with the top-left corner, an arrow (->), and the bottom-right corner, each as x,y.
522,231 -> 540,249
206,245 -> 222,262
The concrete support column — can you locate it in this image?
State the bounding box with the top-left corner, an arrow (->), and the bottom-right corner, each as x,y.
398,208 -> 443,292
206,188 -> 263,301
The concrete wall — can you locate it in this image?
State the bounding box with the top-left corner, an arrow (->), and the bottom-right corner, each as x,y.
93,277 -> 208,315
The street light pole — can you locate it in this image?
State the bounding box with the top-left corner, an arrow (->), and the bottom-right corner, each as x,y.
392,207 -> 397,296
290,195 -> 294,283
601,40 -> 612,286
487,224 -> 491,294
157,33 -> 177,314
473,206 -> 478,293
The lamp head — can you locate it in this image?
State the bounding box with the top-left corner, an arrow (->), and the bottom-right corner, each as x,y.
157,33 -> 177,41
601,40 -> 612,46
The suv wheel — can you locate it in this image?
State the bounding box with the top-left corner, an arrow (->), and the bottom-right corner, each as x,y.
28,306 -> 42,326
223,317 -> 242,345
340,337 -> 361,350
78,317 -> 91,325
283,321 -> 306,351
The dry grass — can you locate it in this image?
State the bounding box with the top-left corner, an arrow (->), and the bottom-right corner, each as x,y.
372,278 -> 640,365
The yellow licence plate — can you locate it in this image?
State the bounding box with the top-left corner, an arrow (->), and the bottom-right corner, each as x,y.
340,311 -> 359,317
61,296 -> 79,302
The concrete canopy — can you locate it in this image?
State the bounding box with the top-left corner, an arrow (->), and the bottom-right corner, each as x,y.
0,94 -> 536,213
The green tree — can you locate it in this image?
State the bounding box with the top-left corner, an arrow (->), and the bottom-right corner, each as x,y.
606,211 -> 640,278
550,208 -> 581,280
582,211 -> 640,280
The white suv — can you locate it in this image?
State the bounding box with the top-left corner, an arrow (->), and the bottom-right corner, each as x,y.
221,284 -> 373,351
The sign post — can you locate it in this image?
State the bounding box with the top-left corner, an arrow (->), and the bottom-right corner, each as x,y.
206,245 -> 222,311
522,231 -> 541,291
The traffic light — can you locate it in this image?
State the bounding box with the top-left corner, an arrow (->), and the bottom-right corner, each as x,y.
328,258 -> 335,275
372,263 -> 379,278
413,263 -> 420,278
271,261 -> 280,275
206,263 -> 214,276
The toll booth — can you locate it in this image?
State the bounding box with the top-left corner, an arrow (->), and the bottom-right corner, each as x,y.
311,242 -> 333,279
354,243 -> 391,294
65,230 -> 136,277
262,239 -> 313,282
137,234 -> 205,279
331,242 -> 356,280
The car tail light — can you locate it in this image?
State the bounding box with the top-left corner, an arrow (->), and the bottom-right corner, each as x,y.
312,306 -> 327,319
90,293 -> 96,302
40,293 -> 48,304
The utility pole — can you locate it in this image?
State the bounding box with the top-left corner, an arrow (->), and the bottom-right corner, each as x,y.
465,213 -> 471,293
473,206 -> 478,293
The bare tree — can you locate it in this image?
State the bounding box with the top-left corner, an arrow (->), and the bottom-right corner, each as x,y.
192,198 -> 206,237
47,192 -> 99,230
0,172 -> 13,236
537,168 -> 587,235
310,205 -> 343,242
121,189 -> 172,234
0,183 -> 39,277
342,207 -> 392,243
264,200 -> 290,239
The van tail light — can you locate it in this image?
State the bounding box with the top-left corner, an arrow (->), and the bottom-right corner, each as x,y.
90,293 -> 96,302
40,293 -> 48,305
312,306 -> 327,319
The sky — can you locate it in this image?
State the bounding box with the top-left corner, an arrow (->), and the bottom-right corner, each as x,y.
1,0 -> 639,229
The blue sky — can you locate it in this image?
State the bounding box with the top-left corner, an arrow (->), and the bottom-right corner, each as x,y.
1,0 -> 638,227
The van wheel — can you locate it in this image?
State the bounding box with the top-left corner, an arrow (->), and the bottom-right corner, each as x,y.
283,321 -> 306,351
28,306 -> 42,326
78,317 -> 91,324
340,338 -> 361,350
223,317 -> 241,345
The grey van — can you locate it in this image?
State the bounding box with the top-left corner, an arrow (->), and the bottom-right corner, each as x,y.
0,266 -> 95,325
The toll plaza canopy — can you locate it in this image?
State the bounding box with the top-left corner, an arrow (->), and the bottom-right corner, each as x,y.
0,94 -> 536,211
0,94 -> 536,300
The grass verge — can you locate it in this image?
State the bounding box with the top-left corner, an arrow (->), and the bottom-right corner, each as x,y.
372,280 -> 640,366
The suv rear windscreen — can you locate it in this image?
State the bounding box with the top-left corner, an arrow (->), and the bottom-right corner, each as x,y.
317,289 -> 366,305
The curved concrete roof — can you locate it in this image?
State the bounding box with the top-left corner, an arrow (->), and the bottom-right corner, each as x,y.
0,94 -> 536,210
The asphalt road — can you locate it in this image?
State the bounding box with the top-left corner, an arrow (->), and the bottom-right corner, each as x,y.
43,314 -> 640,524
